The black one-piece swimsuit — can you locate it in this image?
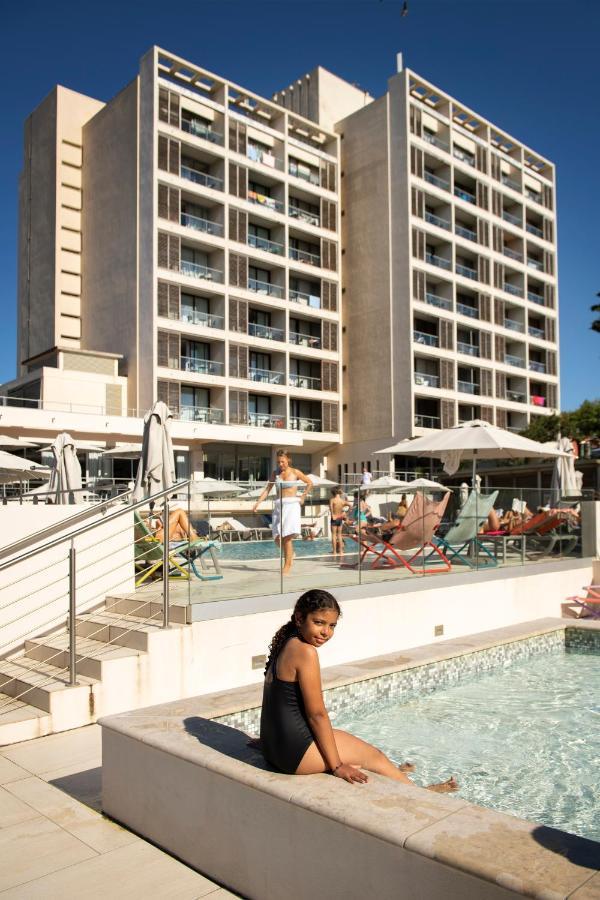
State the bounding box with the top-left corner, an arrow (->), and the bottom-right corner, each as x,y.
260,640 -> 314,774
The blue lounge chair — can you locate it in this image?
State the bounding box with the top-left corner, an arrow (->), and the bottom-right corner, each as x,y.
434,490 -> 499,568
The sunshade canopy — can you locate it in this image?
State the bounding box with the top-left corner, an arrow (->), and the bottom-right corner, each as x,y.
0,450 -> 51,484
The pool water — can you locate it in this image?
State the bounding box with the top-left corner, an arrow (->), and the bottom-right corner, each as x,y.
210,537 -> 355,560
334,649 -> 600,842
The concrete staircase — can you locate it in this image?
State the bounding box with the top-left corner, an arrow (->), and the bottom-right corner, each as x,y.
0,597 -> 190,746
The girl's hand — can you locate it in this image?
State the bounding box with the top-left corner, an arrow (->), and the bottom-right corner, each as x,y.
333,764 -> 368,784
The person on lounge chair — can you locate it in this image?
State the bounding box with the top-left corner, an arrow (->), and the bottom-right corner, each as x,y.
149,507 -> 198,542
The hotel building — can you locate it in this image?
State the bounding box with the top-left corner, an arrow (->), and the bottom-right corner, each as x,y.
2,50 -> 559,482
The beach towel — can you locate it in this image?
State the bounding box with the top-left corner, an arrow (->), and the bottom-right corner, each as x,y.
272,497 -> 301,539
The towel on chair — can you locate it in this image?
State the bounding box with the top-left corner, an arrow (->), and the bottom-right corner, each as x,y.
272,497 -> 301,539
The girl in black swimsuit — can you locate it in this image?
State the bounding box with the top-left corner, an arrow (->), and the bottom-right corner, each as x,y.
259,590 -> 458,791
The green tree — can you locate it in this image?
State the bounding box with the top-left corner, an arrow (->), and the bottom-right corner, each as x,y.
521,399 -> 600,442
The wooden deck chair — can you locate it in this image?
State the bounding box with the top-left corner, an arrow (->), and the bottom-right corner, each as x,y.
344,492 -> 451,575
565,585 -> 600,619
434,490 -> 499,568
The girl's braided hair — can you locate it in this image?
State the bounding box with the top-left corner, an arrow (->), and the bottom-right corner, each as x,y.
264,589 -> 341,675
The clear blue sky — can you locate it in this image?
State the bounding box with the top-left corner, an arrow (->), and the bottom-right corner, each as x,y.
1,0 -> 598,409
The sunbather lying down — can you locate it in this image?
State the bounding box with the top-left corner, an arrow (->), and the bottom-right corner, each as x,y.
150,507 -> 198,542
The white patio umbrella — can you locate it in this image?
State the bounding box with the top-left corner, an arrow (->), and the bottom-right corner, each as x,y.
366,475 -> 410,490
132,402 -> 175,502
47,433 -> 82,504
102,444 -> 143,459
375,420 -> 567,485
0,450 -> 51,484
192,479 -> 246,529
550,436 -> 581,503
404,477 -> 451,492
0,436 -> 38,449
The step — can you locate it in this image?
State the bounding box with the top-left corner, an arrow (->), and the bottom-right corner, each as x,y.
0,656 -> 97,716
75,610 -> 184,652
25,633 -> 142,681
0,692 -> 53,746
104,595 -> 189,625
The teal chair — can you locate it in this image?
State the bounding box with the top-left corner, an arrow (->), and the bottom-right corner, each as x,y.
434,490 -> 499,568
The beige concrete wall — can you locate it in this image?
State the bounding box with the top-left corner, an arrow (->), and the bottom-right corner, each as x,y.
273,66 -> 373,132
82,79 -> 140,411
138,49 -> 157,413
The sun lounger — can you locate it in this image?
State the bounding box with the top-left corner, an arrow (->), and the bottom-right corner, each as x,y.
565,585 -> 600,619
134,512 -> 222,584
434,490 -> 499,568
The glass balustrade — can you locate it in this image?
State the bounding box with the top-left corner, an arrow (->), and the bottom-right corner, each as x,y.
247,323 -> 285,341
456,302 -> 478,318
180,119 -> 224,145
248,412 -> 286,428
504,318 -> 524,332
289,374 -> 322,390
457,341 -> 479,356
453,147 -> 475,167
426,252 -> 451,270
413,331 -> 439,347
457,380 -> 479,394
289,289 -> 321,308
180,310 -> 224,329
289,331 -> 322,348
414,414 -> 441,428
501,175 -> 521,192
425,211 -> 450,230
503,283 -> 523,297
528,325 -> 545,339
289,247 -> 321,266
179,261 -> 224,282
505,354 -> 525,368
456,263 -> 477,279
454,186 -> 476,204
425,292 -> 452,310
529,360 -> 547,373
424,171 -> 450,191
180,166 -> 223,191
178,406 -> 224,423
247,233 -> 285,255
289,416 -> 322,432
455,224 -> 477,241
526,223 -> 543,238
527,291 -> 544,305
413,373 -> 440,388
247,191 -> 284,214
502,211 -> 522,226
506,390 -> 526,403
422,132 -> 449,152
503,247 -> 523,261
289,205 -> 320,227
180,357 -> 224,375
248,279 -> 284,298
180,213 -> 224,236
248,367 -> 285,385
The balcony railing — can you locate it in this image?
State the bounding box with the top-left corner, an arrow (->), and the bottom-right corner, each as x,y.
527,291 -> 545,305
456,302 -> 478,318
247,146 -> 284,170
454,186 -> 476,204
526,222 -> 543,238
503,247 -> 523,262
424,171 -> 450,191
453,147 -> 475,167
426,252 -> 452,270
180,166 -> 223,191
422,132 -> 449,152
181,357 -> 224,375
502,211 -> 522,227
455,224 -> 477,242
457,380 -> 479,394
249,367 -> 285,385
288,163 -> 320,186
248,233 -> 285,255
425,292 -> 452,310
178,406 -> 224,424
289,247 -> 321,266
505,354 -> 525,368
425,211 -> 451,230
180,260 -> 224,283
180,213 -> 224,237
289,331 -> 322,349
247,190 -> 285,214
414,373 -> 440,388
456,263 -> 477,280
289,205 -> 320,227
457,341 -> 479,357
528,325 -> 545,339
248,412 -> 286,428
526,189 -> 543,204
501,175 -> 521,192
289,373 -> 322,390
527,258 -> 544,271
529,360 -> 547,373
289,289 -> 321,308
290,416 -> 322,432
504,318 -> 524,333
248,278 -> 284,298
506,390 -> 526,403
414,414 -> 441,428
503,283 -> 523,297
248,322 -> 285,341
180,119 -> 224,145
414,330 -> 439,347
180,310 -> 224,329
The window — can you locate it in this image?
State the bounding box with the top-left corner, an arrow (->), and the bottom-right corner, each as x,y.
181,340 -> 209,361
181,294 -> 209,325
182,246 -> 208,267
249,265 -> 270,284
249,394 -> 271,415
250,352 -> 271,371
249,309 -> 270,327
181,385 -> 209,409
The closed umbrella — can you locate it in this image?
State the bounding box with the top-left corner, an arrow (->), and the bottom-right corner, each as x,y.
132,402 -> 175,502
550,436 -> 581,503
48,433 -> 82,504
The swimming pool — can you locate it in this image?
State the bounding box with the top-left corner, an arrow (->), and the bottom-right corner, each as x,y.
335,646 -> 600,842
212,537 -> 354,560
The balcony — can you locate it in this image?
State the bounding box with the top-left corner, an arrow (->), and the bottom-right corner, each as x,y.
180,357 -> 224,375
289,289 -> 321,309
503,283 -> 523,297
502,211 -> 522,227
426,252 -> 451,271
178,406 -> 224,424
413,330 -> 439,347
180,119 -> 224,146
414,414 -> 441,428
180,260 -> 224,283
180,310 -> 224,329
457,341 -> 479,357
526,222 -> 543,238
422,132 -> 449,152
526,189 -> 543,204
247,190 -> 284,214
455,223 -> 477,242
453,147 -> 475,167
290,416 -> 322,432
248,323 -> 284,341
456,302 -> 478,318
505,354 -> 525,368
506,390 -> 526,403
504,318 -> 524,333
289,374 -> 322,390
529,360 -> 547,373
457,380 -> 479,394
180,166 -> 223,191
248,233 -> 285,256
424,171 -> 450,191
289,331 -> 322,349
527,257 -> 544,271
414,372 -> 440,388
289,205 -> 320,227
527,291 -> 544,305
501,175 -> 521,192
249,367 -> 285,385
247,145 -> 284,171
289,247 -> 321,266
289,161 -> 320,186
248,412 -> 286,428
425,292 -> 452,311
503,247 -> 523,262
425,211 -> 451,230
180,213 -> 224,237
454,186 -> 476,204
248,278 -> 284,298
528,325 -> 545,339
456,263 -> 477,280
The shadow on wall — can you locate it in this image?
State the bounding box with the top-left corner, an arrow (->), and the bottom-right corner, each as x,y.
532,825 -> 600,870
183,716 -> 269,771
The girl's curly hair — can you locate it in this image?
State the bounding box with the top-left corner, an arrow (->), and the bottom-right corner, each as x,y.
264,590 -> 341,675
